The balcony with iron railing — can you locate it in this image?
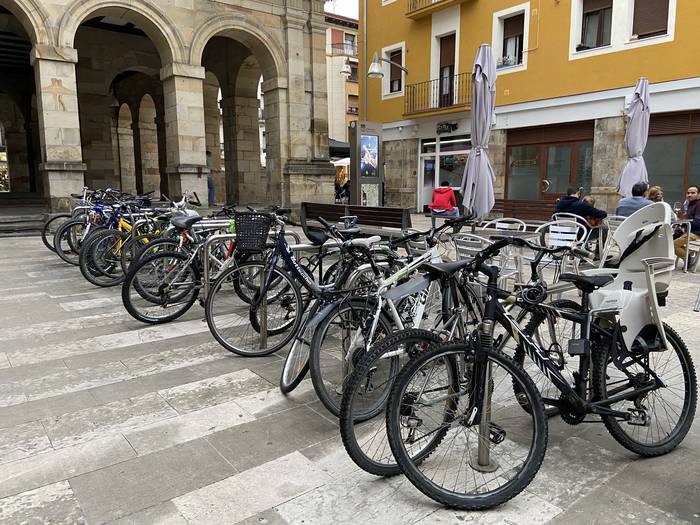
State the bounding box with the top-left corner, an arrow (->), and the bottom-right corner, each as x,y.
329,42 -> 358,58
404,72 -> 471,115
406,0 -> 469,19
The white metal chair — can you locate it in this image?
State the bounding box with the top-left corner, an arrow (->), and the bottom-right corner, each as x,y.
481,218 -> 527,232
533,219 -> 589,282
598,215 -> 627,265
400,228 -> 429,256
454,233 -> 520,290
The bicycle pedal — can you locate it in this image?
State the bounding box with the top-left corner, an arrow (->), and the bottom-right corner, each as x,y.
567,339 -> 590,356
627,408 -> 650,426
489,422 -> 506,445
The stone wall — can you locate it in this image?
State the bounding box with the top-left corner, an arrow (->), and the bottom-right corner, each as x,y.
591,116 -> 627,213
490,129 -> 507,200
383,138 -> 419,209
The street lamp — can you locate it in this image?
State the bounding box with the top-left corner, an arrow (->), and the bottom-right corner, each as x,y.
366,51 -> 409,79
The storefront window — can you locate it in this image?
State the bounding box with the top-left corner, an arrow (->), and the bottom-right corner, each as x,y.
439,134 -> 470,152
507,145 -> 540,200
546,144 -> 572,195
576,141 -> 593,196
422,156 -> 436,209
439,154 -> 467,188
690,136 -> 700,184
421,138 -> 436,154
645,135 -> 687,205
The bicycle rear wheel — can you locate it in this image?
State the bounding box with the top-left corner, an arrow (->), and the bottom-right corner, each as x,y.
122,251 -> 200,324
592,323 -> 697,457
386,342 -> 547,510
340,329 -> 442,477
205,261 -> 303,357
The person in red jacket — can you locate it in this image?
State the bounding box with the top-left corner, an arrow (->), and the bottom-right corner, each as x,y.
428,181 -> 459,228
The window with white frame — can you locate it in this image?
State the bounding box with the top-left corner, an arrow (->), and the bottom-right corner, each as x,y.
381,42 -> 405,98
632,0 -> 669,39
492,3 -> 529,73
578,0 -> 612,51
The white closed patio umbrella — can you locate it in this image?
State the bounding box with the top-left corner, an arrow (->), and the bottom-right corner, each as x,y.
460,44 -> 497,219
617,78 -> 650,198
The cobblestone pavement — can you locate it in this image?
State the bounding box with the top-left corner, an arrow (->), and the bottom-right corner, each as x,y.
0,236 -> 698,524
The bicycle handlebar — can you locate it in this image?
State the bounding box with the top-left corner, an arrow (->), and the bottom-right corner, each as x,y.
389,214 -> 474,248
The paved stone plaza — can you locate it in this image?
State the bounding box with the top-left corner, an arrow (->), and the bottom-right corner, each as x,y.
0,235 -> 698,524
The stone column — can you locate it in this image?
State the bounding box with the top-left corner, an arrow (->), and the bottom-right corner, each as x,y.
203,80 -> 224,204
32,46 -> 86,211
383,138 -> 419,209
154,112 -> 169,198
116,125 -> 137,195
220,95 -> 238,205
234,95 -> 266,205
261,80 -> 288,204
490,129 -> 507,200
4,125 -> 31,193
281,14 -> 334,207
591,116 -> 627,213
130,120 -> 144,195
161,63 -> 209,206
139,119 -> 160,196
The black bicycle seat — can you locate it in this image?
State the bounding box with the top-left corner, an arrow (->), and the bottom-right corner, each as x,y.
171,215 -> 203,230
420,259 -> 471,277
559,273 -> 613,293
337,227 -> 361,238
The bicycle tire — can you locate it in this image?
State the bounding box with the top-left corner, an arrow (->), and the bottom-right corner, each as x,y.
120,233 -> 162,274
122,251 -> 200,324
309,297 -> 395,418
42,214 -> 71,252
592,322 -> 697,457
386,342 -> 548,510
205,261 -> 303,357
339,328 -> 442,477
280,338 -> 311,394
80,229 -> 127,287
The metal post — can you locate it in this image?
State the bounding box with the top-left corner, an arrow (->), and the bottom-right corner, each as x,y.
259,266 -> 267,350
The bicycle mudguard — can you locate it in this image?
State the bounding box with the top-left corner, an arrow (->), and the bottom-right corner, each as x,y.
304,299 -> 345,332
382,274 -> 431,302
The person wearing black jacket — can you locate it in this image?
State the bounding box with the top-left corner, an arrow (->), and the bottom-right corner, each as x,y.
555,187 -> 608,224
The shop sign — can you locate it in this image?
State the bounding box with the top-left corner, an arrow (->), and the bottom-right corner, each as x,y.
436,122 -> 458,134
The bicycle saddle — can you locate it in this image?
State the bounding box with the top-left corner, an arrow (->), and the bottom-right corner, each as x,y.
420,259 -> 471,277
559,273 -> 613,293
171,215 -> 203,230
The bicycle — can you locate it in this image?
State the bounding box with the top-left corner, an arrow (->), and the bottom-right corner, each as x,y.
385,235 -> 696,509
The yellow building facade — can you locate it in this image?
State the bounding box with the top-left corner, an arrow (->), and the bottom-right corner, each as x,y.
361,0 -> 700,215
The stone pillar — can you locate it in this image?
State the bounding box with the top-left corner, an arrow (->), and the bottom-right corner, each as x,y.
32,46 -> 85,211
139,119 -> 160,196
161,63 -> 209,206
203,80 -> 224,204
116,125 -> 137,195
131,121 -> 144,195
220,95 -> 238,205
591,116 -> 627,213
261,80 -> 288,204
4,126 -> 31,193
154,112 -> 169,198
234,95 -> 266,205
280,14 -> 334,207
490,129 -> 507,200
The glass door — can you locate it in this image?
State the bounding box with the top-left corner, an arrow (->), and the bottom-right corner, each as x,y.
421,156 -> 436,212
542,144 -> 572,199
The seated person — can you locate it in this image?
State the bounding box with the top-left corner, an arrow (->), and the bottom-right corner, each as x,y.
428,181 -> 459,228
674,185 -> 700,270
555,186 -> 607,226
616,182 -> 653,217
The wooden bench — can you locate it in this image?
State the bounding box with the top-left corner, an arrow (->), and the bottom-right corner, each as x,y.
492,199 -> 556,222
300,201 -> 412,244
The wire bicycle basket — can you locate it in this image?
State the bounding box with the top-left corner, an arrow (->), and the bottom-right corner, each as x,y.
234,211 -> 272,252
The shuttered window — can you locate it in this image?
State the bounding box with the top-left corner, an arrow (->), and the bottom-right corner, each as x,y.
579,0 -> 612,50
501,14 -> 524,67
633,0 -> 669,38
389,49 -> 402,93
503,14 -> 524,38
583,0 -> 612,12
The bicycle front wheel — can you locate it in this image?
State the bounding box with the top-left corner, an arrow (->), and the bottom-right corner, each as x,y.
42,214 -> 72,252
206,261 -> 303,357
122,251 -> 200,324
386,342 -> 547,510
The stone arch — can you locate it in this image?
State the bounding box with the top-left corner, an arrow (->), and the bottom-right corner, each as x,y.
0,0 -> 52,45
190,15 -> 287,81
57,0 -> 186,64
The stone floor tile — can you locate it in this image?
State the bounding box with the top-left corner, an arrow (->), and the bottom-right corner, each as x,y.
0,389 -> 102,430
158,368 -> 272,414
0,480 -> 86,524
206,405 -> 338,471
0,420 -> 52,465
124,399 -> 256,456
106,502 -> 189,525
68,438 -> 236,524
0,435 -> 136,499
173,451 -> 332,524
42,392 -> 178,449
